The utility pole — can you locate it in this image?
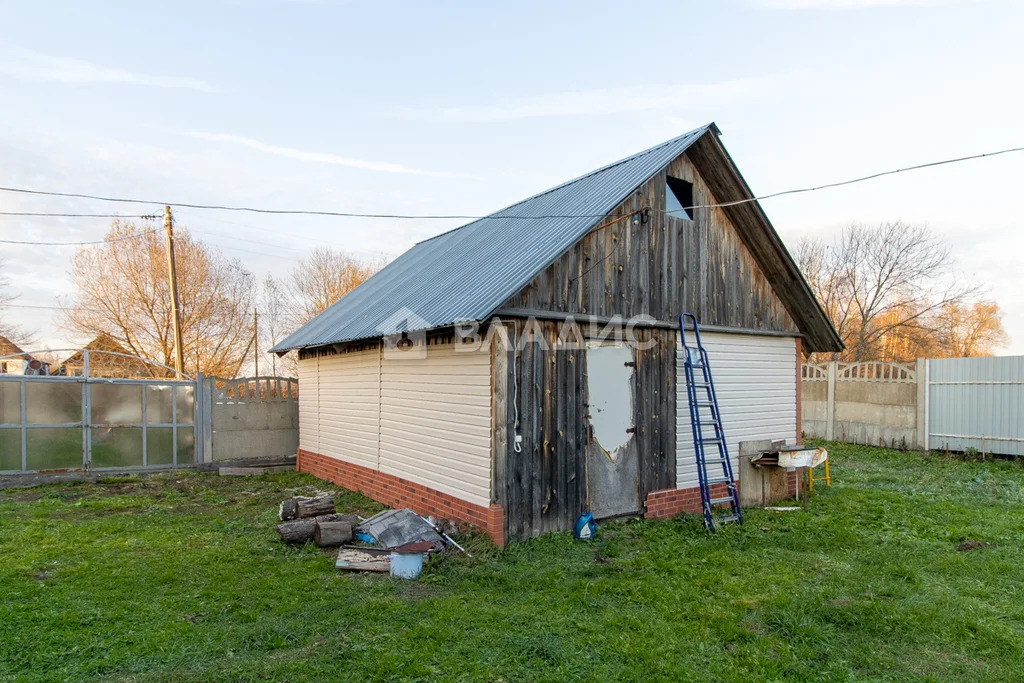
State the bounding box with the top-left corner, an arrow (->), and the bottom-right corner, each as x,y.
253,308 -> 259,378
164,206 -> 186,379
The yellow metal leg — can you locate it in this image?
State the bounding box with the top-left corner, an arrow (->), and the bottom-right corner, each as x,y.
807,459 -> 831,492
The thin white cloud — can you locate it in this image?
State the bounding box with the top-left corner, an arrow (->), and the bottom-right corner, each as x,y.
187,131 -> 462,177
758,0 -> 971,8
0,48 -> 215,92
403,75 -> 791,122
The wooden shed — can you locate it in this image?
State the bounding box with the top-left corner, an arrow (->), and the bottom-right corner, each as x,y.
0,336 -> 49,375
58,334 -> 172,379
273,124 -> 841,545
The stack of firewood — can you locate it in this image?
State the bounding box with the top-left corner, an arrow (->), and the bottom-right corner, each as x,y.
275,495 -> 356,547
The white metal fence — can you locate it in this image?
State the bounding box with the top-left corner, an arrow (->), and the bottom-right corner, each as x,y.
925,356 -> 1024,456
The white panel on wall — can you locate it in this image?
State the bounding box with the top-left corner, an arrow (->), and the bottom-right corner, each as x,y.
676,333 -> 798,489
297,356 -> 319,453
317,348 -> 381,470
378,343 -> 492,507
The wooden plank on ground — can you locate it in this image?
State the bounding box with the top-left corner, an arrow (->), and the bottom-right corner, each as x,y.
336,546 -> 391,573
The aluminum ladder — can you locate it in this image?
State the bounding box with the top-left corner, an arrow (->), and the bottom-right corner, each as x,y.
679,312 -> 743,531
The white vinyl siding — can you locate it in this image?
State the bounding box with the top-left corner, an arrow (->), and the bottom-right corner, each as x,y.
379,344 -> 491,507
317,349 -> 380,470
297,342 -> 492,507
297,356 -> 319,453
676,333 -> 797,489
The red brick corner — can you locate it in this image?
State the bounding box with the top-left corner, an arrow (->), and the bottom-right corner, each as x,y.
297,449 -> 505,546
644,482 -> 736,519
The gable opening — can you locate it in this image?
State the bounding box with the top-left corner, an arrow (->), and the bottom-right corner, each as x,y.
666,176 -> 694,220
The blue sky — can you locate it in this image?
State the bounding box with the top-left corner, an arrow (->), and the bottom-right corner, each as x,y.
1,0 -> 1022,354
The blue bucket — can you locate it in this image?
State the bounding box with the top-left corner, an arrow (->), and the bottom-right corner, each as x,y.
389,551 -> 424,579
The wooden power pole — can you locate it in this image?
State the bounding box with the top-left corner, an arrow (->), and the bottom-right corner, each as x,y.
164,206 -> 186,379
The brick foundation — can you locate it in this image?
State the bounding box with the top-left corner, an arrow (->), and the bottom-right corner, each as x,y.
646,472 -> 801,519
297,449 -> 505,546
644,482 -> 734,519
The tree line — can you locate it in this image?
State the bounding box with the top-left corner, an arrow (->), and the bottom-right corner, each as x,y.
0,218 -> 1007,377
5,219 -> 381,378
797,221 -> 1007,362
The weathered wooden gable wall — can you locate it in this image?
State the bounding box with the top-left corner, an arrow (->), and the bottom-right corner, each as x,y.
493,145 -> 806,539
501,149 -> 799,334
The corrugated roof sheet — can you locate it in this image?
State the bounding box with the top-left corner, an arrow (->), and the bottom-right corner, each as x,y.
272,124 -> 714,352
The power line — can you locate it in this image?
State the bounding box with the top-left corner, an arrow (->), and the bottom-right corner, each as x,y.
175,209 -> 390,260
3,304 -> 69,311
0,227 -> 301,254
0,228 -> 159,246
0,184 -> 488,218
0,212 -> 158,219
185,220 -> 308,254
689,145 -> 1024,210
0,143 -> 1021,220
201,238 -> 304,261
4,302 -> 299,318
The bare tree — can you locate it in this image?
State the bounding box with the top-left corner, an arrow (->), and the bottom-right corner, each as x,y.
872,301 -> 938,361
0,256 -> 14,337
0,256 -> 30,345
933,301 -> 1008,357
63,220 -> 257,377
259,274 -> 298,377
797,221 -> 981,361
250,248 -> 382,377
290,247 -> 381,320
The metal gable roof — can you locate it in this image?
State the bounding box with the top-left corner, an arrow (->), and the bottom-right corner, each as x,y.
272,124 -> 715,352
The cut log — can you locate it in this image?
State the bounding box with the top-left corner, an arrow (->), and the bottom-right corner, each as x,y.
295,496 -> 336,519
276,519 -> 316,544
315,513 -> 358,527
279,498 -> 299,521
314,521 -> 353,547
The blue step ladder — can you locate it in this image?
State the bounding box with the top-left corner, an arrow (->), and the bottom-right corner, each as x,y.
679,313 -> 743,531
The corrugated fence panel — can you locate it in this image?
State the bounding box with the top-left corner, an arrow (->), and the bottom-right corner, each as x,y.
297,357 -> 319,453
317,349 -> 381,470
676,333 -> 797,489
928,356 -> 1024,456
378,343 -> 492,507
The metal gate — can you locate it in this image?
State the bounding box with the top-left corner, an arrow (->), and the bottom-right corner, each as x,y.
0,349 -> 203,473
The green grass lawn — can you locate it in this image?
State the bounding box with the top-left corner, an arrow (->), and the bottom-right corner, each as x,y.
1,442 -> 1023,682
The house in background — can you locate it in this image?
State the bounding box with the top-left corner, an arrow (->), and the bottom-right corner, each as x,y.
0,336 -> 49,375
273,123 -> 842,545
58,334 -> 171,379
